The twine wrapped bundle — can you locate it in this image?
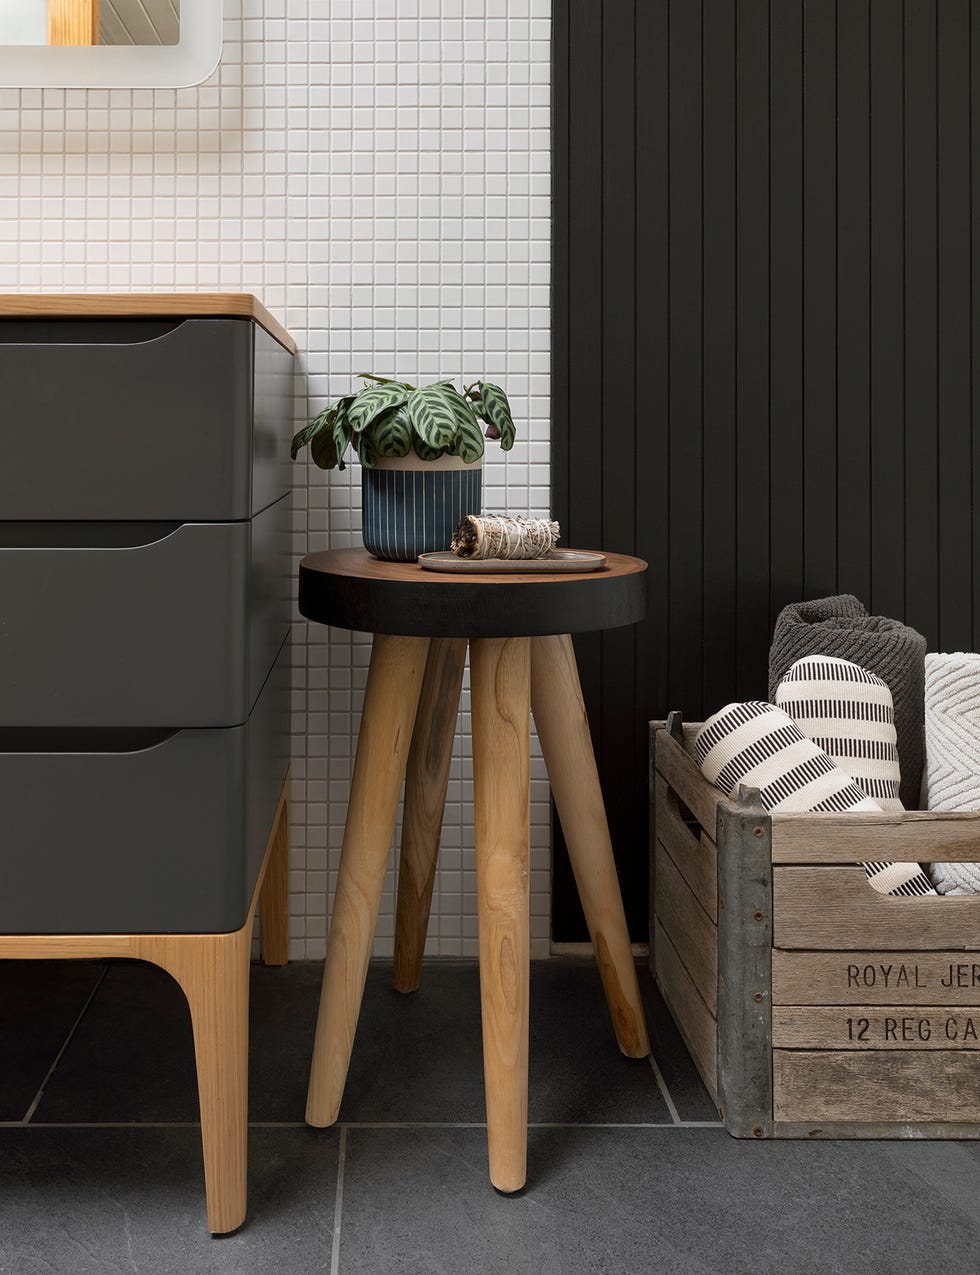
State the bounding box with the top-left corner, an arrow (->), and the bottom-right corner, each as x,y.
451,515 -> 560,560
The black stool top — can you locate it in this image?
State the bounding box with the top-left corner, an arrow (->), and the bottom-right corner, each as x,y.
298,549 -> 648,639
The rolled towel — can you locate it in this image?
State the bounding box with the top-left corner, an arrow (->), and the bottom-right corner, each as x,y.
768,595 -> 926,808
924,652 -> 980,895
694,701 -> 935,897
775,655 -> 903,812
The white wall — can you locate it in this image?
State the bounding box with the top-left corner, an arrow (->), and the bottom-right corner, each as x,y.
0,0 -> 552,960
0,0 -> 46,45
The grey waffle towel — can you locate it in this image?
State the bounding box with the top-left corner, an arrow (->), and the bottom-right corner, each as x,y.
768,595 -> 926,808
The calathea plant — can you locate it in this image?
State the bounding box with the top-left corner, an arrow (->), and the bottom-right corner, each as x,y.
291,374 -> 516,470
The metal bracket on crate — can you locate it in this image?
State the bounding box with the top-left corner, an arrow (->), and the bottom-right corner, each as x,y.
666,709 -> 684,743
716,788 -> 774,1139
735,783 -> 764,809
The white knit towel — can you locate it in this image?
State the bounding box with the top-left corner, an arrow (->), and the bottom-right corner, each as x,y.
775,654 -> 904,812
924,652 -> 980,895
694,701 -> 936,897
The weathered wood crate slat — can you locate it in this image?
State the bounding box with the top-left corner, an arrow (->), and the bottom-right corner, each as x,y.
651,714 -> 980,1139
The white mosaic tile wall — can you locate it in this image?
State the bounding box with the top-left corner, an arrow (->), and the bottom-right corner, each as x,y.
0,0 -> 552,960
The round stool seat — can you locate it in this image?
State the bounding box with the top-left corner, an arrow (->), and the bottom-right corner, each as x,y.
298,548 -> 648,638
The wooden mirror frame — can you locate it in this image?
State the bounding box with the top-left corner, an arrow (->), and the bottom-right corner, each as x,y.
0,0 -> 220,88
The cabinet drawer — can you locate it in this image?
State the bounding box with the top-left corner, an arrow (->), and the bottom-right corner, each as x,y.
0,636 -> 291,935
0,318 -> 293,520
0,496 -> 290,728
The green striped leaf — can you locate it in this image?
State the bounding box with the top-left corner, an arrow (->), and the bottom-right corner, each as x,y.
407,386 -> 458,451
479,382 -> 516,451
444,390 -> 486,463
332,401 -> 353,470
347,384 -> 410,434
412,438 -> 447,462
370,403 -> 413,458
310,424 -> 339,470
290,405 -> 333,459
356,431 -> 379,469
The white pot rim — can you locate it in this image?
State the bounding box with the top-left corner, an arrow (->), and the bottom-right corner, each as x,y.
369,449 -> 483,473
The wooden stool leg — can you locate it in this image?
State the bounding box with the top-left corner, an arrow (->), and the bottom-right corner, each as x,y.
152,927 -> 251,1235
393,637 -> 468,993
471,635 -> 531,1193
306,633 -> 430,1127
260,778 -> 290,966
530,633 -> 651,1059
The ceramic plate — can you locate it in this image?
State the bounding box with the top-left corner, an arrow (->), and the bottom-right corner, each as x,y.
418,550 -> 607,574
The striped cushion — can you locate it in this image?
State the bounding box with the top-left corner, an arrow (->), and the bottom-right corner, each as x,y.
694,701 -> 936,897
774,655 -> 903,812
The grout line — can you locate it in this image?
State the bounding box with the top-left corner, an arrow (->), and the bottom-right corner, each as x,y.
647,1055 -> 682,1126
20,965 -> 108,1125
0,1118 -> 726,1132
329,1126 -> 347,1275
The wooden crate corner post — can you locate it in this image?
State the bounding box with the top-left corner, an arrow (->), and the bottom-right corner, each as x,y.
648,711 -> 686,980
716,786 -> 774,1138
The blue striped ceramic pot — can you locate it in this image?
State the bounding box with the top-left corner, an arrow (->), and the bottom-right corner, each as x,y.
361,452 -> 483,562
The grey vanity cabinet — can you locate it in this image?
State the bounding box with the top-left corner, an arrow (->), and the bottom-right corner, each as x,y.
0,298 -> 295,935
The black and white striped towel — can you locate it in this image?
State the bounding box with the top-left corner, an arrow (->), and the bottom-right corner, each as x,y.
694,701 -> 935,897
774,655 -> 903,812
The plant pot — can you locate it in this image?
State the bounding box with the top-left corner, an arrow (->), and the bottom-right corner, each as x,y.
361,450 -> 483,562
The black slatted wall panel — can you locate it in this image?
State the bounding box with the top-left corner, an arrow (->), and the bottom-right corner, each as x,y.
552,0 -> 980,940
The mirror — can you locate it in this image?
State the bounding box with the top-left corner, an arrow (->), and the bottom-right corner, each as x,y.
0,1 -> 179,46
0,0 -> 219,87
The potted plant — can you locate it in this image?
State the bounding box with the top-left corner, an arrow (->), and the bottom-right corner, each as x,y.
291,374 -> 516,561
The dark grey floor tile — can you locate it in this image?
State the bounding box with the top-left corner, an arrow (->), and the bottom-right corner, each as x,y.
0,960 -> 104,1121
0,1126 -> 338,1274
248,961 -> 322,1120
34,958 -> 320,1123
528,959 -> 668,1123
33,960 -> 199,1122
339,961 -> 486,1122
339,1126 -> 980,1275
639,968 -> 719,1121
340,959 -> 669,1124
34,958 -> 669,1127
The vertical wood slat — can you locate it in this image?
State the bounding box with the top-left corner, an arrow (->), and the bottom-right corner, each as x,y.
599,0 -> 639,899
633,0 -> 672,938
668,0 -> 704,717
973,1 -> 980,651
701,0 -> 737,713
903,0 -> 940,643
869,0 -> 906,622
769,0 -> 805,622
936,0 -> 973,650
552,0 -> 605,940
48,0 -> 99,45
802,0 -> 838,599
734,0 -> 770,698
836,0 -> 872,606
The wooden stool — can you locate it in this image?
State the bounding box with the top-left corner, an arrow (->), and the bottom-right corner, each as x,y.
299,550 -> 651,1192
0,774 -> 291,1235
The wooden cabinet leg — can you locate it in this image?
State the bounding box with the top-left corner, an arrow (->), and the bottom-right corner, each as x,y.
530,633 -> 651,1059
471,636 -> 531,1193
393,637 -> 467,993
306,633 -> 430,1128
150,927 -> 251,1235
260,778 -> 290,967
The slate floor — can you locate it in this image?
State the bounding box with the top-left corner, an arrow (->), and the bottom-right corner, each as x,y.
1,958 -> 978,1273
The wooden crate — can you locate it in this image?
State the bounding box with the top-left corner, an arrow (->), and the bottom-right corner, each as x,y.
651,712 -> 980,1138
